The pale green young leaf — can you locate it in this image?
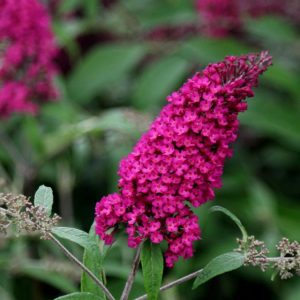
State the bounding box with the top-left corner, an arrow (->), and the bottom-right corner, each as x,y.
34,185 -> 53,216
51,227 -> 92,249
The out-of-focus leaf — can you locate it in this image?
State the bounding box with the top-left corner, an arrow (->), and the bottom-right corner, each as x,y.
84,0 -> 101,18
240,91 -> 300,149
193,252 -> 244,289
23,116 -> 44,156
103,262 -> 143,283
141,240 -> 164,300
58,0 -> 82,14
262,64 -> 300,98
34,185 -> 53,216
210,206 -> 248,243
123,0 -> 196,28
55,292 -> 102,300
248,181 -> 277,224
132,56 -> 189,110
81,223 -> 105,299
44,109 -> 145,157
179,37 -> 253,64
277,202 -> 300,240
67,44 -> 146,102
53,20 -> 85,49
0,286 -> 12,300
20,264 -> 77,293
52,227 -> 92,249
284,282 -> 300,300
245,16 -> 298,43
42,100 -> 82,125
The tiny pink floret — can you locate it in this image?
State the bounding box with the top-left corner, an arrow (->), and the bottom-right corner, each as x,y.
95,51 -> 272,267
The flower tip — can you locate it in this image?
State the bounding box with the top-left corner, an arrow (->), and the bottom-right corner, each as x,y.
259,50 -> 273,68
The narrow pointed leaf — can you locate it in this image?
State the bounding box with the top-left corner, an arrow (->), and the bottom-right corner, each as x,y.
193,252 -> 245,289
210,206 -> 248,242
51,227 -> 92,249
140,240 -> 164,300
81,223 -> 106,299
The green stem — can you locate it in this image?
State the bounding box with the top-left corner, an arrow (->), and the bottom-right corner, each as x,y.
49,233 -> 115,300
120,243 -> 143,300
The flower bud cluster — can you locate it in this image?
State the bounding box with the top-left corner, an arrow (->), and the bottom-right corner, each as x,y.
0,193 -> 60,239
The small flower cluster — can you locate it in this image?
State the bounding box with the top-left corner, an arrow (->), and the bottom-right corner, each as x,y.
0,193 -> 60,239
95,51 -> 272,267
196,0 -> 300,37
236,236 -> 300,279
236,236 -> 270,271
0,0 -> 58,118
276,238 -> 300,279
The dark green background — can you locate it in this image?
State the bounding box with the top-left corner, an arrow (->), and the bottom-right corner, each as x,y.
0,0 -> 299,299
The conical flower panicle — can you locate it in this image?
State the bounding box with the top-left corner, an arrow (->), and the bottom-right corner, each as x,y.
95,52 -> 272,267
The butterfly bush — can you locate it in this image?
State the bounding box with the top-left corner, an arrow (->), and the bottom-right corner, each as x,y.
0,0 -> 58,117
196,0 -> 300,37
95,51 -> 272,267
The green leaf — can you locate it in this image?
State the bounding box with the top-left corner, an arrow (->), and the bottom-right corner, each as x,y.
240,91 -> 300,149
245,16 -> 298,43
67,44 -> 146,102
20,264 -> 77,293
132,56 -> 189,111
131,1 -> 197,29
179,37 -> 253,64
193,252 -> 245,289
44,108 -> 146,157
52,227 -> 92,249
58,0 -> 82,14
262,64 -> 300,98
34,185 -> 53,216
84,0 -> 101,18
55,292 -> 102,300
81,223 -> 106,299
140,240 -> 164,300
210,206 -> 248,243
23,116 -> 44,157
0,285 -> 13,300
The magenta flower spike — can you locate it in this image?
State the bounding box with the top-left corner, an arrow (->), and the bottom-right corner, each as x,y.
0,0 -> 58,117
95,52 -> 272,267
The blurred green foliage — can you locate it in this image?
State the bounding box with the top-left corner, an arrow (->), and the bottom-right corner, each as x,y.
0,0 -> 300,299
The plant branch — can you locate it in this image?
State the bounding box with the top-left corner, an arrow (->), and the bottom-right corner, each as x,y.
120,243 -> 143,300
48,233 -> 115,300
134,256 -> 298,300
135,269 -> 203,300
